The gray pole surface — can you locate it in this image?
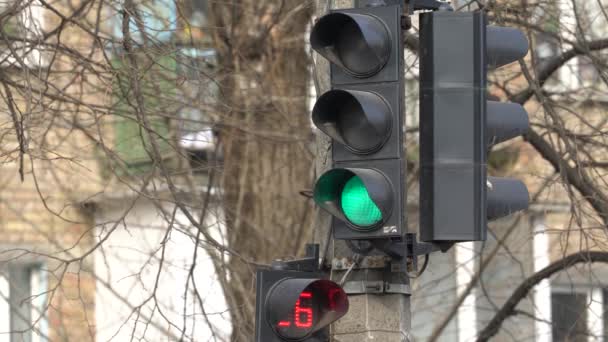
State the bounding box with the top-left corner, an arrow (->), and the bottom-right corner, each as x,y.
312,1 -> 411,341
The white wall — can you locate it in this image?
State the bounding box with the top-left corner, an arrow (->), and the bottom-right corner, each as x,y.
0,274 -> 9,342
455,242 -> 477,342
411,248 -> 460,342
94,198 -> 231,341
533,216 -> 552,342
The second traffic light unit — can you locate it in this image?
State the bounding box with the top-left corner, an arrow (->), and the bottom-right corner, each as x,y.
311,4 -> 406,240
255,269 -> 348,341
419,11 -> 530,243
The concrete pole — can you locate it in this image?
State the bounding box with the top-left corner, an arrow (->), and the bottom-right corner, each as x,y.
312,1 -> 411,341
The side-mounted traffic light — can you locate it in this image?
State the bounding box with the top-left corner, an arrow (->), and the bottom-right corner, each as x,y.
310,3 -> 406,240
255,269 -> 349,341
419,11 -> 530,243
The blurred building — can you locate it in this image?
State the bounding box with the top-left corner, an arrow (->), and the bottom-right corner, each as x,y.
92,0 -> 232,340
0,0 -> 100,340
0,0 -> 230,340
1,0 -> 608,341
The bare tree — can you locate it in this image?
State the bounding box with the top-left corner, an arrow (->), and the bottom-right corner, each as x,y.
0,0 -> 608,341
0,0 -> 315,340
209,1 -> 314,339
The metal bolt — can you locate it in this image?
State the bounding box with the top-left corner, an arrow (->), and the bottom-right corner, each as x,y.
271,260 -> 288,270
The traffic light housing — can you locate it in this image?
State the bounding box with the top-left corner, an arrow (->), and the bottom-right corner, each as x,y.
255,269 -> 349,341
311,4 -> 406,240
419,11 -> 530,243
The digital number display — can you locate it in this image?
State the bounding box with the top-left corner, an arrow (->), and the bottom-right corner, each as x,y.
265,278 -> 348,341
274,291 -> 319,339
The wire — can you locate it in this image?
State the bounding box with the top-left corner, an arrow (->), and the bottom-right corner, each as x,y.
406,254 -> 430,278
339,254 -> 361,286
319,225 -> 333,271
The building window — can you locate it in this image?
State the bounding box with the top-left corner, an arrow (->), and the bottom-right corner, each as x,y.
0,264 -> 48,342
573,0 -> 607,87
175,0 -> 209,44
176,48 -> 219,170
546,0 -> 608,91
551,292 -> 589,341
109,0 -> 218,175
111,0 -> 177,45
111,0 -> 210,47
531,2 -> 561,89
534,32 -> 560,72
528,0 -> 608,94
551,287 -> 606,342
0,0 -> 47,68
110,47 -> 219,175
111,53 -> 176,174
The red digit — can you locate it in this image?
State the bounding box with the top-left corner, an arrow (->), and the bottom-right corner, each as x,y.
295,292 -> 313,328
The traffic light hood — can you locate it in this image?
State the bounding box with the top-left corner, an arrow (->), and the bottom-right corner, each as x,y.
310,12 -> 391,77
313,89 -> 392,154
487,101 -> 529,146
487,26 -> 529,68
487,177 -> 529,220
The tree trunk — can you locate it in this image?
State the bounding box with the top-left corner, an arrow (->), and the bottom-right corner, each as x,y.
210,2 -> 313,340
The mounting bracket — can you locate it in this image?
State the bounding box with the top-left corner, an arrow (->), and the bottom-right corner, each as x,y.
371,233 -> 450,258
406,0 -> 453,14
342,280 -> 411,295
368,233 -> 453,272
271,244 -> 320,272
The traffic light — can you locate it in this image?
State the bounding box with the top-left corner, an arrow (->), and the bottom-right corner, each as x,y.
310,4 -> 406,240
255,269 -> 349,341
419,11 -> 530,243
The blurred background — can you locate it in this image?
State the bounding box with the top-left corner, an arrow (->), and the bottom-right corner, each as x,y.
0,0 -> 607,341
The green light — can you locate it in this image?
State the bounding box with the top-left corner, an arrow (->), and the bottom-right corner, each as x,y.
341,176 -> 382,227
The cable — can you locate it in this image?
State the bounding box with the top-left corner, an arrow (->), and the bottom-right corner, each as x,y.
339,254 -> 361,286
406,254 -> 430,278
319,225 -> 333,271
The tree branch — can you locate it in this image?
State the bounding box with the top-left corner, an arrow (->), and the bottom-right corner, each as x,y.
524,129 -> 608,224
476,251 -> 608,341
512,38 -> 608,104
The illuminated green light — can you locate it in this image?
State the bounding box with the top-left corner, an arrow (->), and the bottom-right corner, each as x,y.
340,176 -> 382,227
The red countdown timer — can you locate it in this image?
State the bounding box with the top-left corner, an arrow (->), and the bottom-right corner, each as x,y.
260,275 -> 348,341
274,291 -> 319,339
